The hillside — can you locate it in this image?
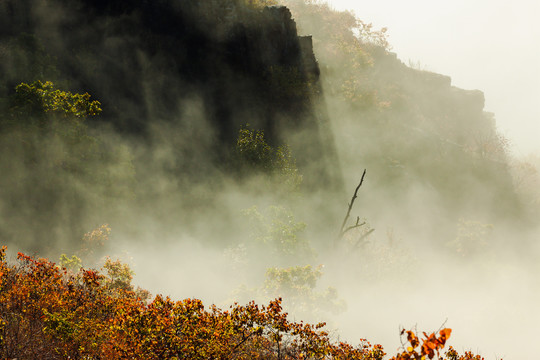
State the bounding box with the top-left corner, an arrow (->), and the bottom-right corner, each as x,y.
1,1 -> 539,357
0,0 -> 530,255
282,0 -> 525,234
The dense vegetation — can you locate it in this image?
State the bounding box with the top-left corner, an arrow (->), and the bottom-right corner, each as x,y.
0,246 -> 487,359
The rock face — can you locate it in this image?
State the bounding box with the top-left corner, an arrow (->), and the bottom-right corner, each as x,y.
299,35 -> 320,79
0,0 -> 342,189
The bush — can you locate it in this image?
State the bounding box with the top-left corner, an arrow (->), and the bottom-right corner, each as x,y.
0,246 -> 488,359
234,126 -> 303,191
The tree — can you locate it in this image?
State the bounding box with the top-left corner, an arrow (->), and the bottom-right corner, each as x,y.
0,246 -> 489,359
10,80 -> 101,119
0,81 -> 133,253
234,126 -> 303,191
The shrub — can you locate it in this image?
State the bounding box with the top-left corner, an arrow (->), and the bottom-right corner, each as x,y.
0,246 -> 488,359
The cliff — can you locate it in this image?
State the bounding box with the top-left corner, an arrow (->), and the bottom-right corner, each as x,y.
0,0 -> 341,188
0,0 -> 527,252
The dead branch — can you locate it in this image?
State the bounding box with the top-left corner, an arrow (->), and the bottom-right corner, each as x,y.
352,228 -> 375,250
342,217 -> 366,236
336,169 -> 370,245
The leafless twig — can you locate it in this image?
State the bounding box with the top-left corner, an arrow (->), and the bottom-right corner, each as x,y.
353,228 -> 375,249
336,169 -> 371,245
342,217 -> 366,235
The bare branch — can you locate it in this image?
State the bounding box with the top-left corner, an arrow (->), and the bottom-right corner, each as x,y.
336,169 -> 367,244
342,221 -> 366,236
352,228 -> 375,249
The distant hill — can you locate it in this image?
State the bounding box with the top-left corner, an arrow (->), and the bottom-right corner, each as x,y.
282,0 -> 524,234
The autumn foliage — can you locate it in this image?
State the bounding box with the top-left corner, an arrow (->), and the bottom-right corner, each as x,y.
391,328 -> 451,360
0,246 -> 385,359
0,246 -> 487,359
388,328 -> 492,360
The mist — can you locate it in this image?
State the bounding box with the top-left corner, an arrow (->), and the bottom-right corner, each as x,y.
328,0 -> 540,157
1,0 -> 539,358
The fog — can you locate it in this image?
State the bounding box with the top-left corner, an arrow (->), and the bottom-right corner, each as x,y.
288,1 -> 540,357
328,0 -> 540,156
1,0 -> 539,359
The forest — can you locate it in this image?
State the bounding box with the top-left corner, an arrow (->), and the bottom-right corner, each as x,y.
1,0 -> 539,358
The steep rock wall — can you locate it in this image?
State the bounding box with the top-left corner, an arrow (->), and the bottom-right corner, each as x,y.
0,0 -> 342,189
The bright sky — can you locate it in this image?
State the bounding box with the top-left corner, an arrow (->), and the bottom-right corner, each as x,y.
326,0 -> 540,157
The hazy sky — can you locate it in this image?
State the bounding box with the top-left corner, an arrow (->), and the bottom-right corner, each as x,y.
326,0 -> 540,157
